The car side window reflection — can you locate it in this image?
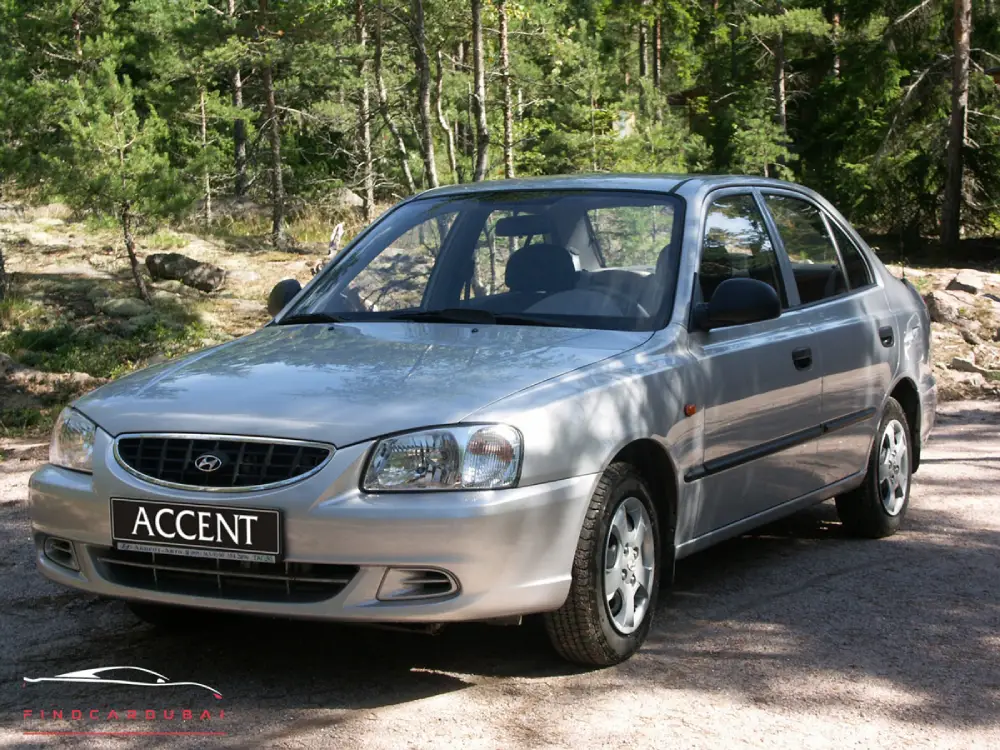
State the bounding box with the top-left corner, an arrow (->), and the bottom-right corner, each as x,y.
829,221 -> 874,290
763,195 -> 849,305
699,194 -> 786,307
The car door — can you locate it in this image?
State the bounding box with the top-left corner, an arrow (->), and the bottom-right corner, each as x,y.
759,191 -> 892,486
687,190 -> 826,539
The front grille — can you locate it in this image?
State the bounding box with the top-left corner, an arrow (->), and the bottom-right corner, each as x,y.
95,547 -> 357,603
115,435 -> 332,491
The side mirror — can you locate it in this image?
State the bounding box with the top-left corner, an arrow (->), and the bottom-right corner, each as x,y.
694,277 -> 781,331
267,279 -> 303,317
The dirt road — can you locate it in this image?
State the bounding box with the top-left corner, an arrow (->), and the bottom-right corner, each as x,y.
2,401 -> 998,748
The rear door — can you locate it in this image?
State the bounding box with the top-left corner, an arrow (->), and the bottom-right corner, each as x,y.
687,190 -> 826,539
759,191 -> 893,485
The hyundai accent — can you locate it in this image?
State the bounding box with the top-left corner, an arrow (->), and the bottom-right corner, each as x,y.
29,175 -> 936,665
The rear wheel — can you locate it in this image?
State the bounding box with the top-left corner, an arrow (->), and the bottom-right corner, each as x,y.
836,397 -> 912,538
544,462 -> 660,666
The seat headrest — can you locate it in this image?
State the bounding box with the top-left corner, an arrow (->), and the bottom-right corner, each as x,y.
505,243 -> 577,293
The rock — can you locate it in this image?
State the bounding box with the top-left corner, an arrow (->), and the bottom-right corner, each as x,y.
154,279 -> 202,297
0,203 -> 25,221
32,217 -> 65,227
952,371 -> 985,387
151,289 -> 180,304
958,327 -> 982,346
99,297 -> 150,318
86,285 -> 111,303
147,353 -> 170,366
146,252 -> 227,292
227,269 -> 261,283
949,356 -> 1000,378
924,289 -> 978,326
946,270 -> 985,295
329,187 -> 364,210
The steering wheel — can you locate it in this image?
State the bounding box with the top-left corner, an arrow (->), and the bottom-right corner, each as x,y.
592,286 -> 650,319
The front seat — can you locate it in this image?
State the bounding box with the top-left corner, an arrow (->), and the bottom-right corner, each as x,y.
504,243 -> 578,308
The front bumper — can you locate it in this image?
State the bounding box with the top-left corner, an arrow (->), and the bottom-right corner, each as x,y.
28,433 -> 597,622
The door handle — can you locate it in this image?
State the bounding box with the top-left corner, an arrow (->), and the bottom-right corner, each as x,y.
878,325 -> 895,347
792,347 -> 813,370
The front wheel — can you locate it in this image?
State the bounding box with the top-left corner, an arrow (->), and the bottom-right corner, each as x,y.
544,462 -> 660,666
836,397 -> 912,538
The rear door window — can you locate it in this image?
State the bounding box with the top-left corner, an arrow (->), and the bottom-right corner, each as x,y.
829,221 -> 874,290
762,194 -> 849,305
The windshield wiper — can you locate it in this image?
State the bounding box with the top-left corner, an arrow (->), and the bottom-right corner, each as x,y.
276,312 -> 348,325
385,308 -> 563,328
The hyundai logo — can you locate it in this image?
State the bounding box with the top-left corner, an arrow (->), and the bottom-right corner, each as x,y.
194,454 -> 224,473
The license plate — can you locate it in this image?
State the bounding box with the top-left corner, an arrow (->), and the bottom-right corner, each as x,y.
111,498 -> 282,562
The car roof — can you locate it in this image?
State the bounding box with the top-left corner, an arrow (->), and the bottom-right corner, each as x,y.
411,173 -> 813,200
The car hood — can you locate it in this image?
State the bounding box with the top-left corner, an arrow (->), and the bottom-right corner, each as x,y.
76,322 -> 650,445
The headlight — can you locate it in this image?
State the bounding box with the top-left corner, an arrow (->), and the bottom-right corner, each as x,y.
50,408 -> 97,473
363,424 -> 522,492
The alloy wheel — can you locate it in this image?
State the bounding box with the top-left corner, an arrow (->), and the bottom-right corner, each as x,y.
603,496 -> 655,635
877,418 -> 909,516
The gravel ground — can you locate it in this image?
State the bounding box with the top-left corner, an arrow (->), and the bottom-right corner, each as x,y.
1,400 -> 998,748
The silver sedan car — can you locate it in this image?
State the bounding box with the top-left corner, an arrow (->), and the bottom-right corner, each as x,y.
29,175 -> 936,665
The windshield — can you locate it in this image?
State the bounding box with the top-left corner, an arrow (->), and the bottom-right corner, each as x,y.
283,190 -> 683,332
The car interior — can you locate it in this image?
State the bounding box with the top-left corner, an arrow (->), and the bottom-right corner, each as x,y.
446,200 -> 680,324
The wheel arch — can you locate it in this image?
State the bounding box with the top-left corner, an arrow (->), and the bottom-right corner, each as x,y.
887,376 -> 921,472
609,438 -> 679,581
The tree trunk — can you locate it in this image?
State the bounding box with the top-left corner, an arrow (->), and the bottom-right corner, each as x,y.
831,9 -> 841,78
72,12 -> 82,58
471,0 -> 489,181
436,50 -> 461,182
411,0 -> 438,188
638,21 -> 648,78
374,5 -> 416,194
498,0 -> 514,179
590,91 -> 597,171
773,31 -> 787,134
941,0 -> 971,251
356,0 -> 375,222
0,244 -> 7,303
200,87 -> 211,224
120,201 -> 151,304
653,17 -> 661,88
229,0 -> 248,198
261,59 -> 285,247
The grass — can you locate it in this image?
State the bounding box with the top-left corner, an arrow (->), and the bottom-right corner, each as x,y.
0,406 -> 43,436
0,317 -> 208,379
205,208 -> 367,250
0,294 -> 39,328
144,229 -> 190,250
82,212 -> 121,233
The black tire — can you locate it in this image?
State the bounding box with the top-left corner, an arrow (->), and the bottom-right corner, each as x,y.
544,462 -> 660,666
126,601 -> 207,631
836,397 -> 912,539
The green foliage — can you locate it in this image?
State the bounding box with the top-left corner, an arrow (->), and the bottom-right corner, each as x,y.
0,318 -> 208,379
0,0 -> 997,243
0,294 -> 37,329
